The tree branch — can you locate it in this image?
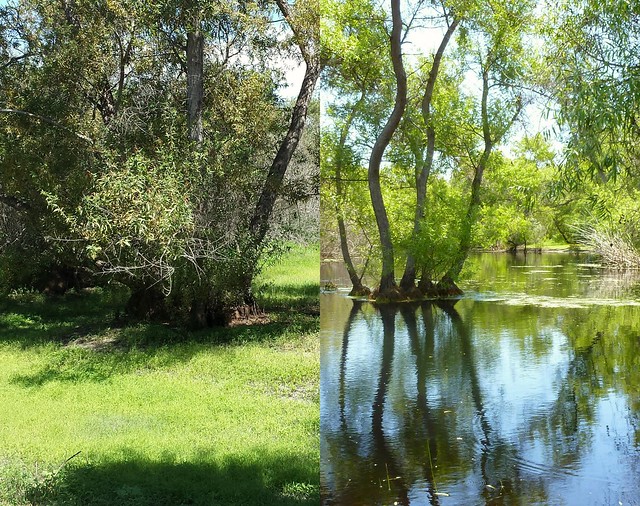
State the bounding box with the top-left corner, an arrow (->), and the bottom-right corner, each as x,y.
0,108 -> 93,143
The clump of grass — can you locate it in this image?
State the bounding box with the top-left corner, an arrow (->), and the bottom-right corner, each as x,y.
0,455 -> 75,506
574,225 -> 640,268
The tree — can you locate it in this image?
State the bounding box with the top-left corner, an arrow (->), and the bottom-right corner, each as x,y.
320,0 -> 391,296
399,6 -> 460,292
474,136 -> 556,252
0,0 -> 319,326
249,0 -> 320,252
366,0 -> 406,297
321,0 -> 541,299
438,0 -> 533,291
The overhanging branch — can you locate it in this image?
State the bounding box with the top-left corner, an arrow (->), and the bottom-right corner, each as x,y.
0,108 -> 93,144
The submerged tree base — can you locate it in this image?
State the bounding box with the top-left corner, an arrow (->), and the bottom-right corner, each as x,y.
349,285 -> 372,297
371,285 -> 406,303
365,276 -> 464,303
435,276 -> 464,297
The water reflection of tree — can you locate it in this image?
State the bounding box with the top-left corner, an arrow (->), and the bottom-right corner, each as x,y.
561,305 -> 640,432
339,300 -> 364,431
325,300 -> 546,504
531,308 -> 640,470
324,295 -> 640,505
437,301 -> 551,504
371,304 -> 410,504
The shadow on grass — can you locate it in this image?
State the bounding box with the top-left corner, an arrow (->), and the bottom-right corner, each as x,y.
1,287 -> 318,387
18,450 -> 319,506
254,282 -> 319,315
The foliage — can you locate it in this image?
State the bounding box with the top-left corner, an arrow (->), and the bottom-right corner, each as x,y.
45,152 -> 195,292
0,0 -> 319,323
409,178 -> 465,280
474,136 -> 557,250
547,0 -> 640,182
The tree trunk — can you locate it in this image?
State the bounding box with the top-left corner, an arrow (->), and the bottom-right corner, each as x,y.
125,286 -> 168,320
249,60 -> 320,248
241,0 -> 319,300
400,18 -> 459,291
368,0 -> 406,295
96,79 -> 116,125
337,218 -> 369,296
335,92 -> 370,296
442,69 -> 493,284
417,267 -> 437,296
187,30 -> 204,144
442,63 -> 523,285
443,150 -> 490,282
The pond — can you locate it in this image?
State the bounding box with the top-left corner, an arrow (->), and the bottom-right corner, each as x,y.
320,253 -> 640,505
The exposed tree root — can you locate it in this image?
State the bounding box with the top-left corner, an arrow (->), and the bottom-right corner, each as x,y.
349,285 -> 371,297
435,276 -> 464,296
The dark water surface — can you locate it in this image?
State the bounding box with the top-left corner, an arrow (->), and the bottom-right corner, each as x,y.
321,253 -> 640,505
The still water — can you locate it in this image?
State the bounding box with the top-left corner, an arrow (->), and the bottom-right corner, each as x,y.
321,253 -> 640,505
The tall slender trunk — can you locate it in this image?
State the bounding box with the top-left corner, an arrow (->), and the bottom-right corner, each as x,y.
249,59 -> 320,248
244,0 -> 320,297
442,65 -> 522,286
442,69 -> 493,284
185,27 -> 209,327
335,92 -> 369,294
400,18 -> 459,290
368,0 -> 407,294
187,29 -> 204,144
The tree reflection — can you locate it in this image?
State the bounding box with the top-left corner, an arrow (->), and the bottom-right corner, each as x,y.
322,293 -> 640,505
339,300 -> 364,431
371,304 -> 410,504
437,301 -> 553,504
400,303 -> 440,505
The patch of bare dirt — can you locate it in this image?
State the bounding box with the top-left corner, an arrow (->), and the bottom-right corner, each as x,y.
228,313 -> 271,327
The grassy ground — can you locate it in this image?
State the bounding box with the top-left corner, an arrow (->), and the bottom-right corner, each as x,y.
0,244 -> 319,506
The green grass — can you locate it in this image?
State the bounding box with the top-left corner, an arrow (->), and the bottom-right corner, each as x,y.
538,239 -> 573,251
254,244 -> 319,310
0,245 -> 319,506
